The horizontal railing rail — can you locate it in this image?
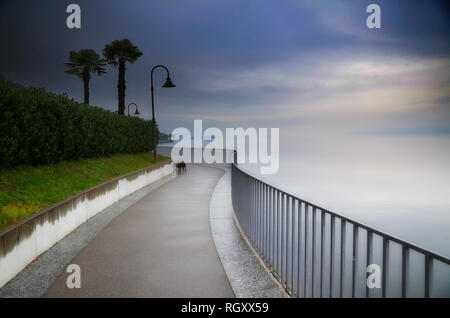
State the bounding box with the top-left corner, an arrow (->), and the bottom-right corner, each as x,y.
231,163 -> 450,298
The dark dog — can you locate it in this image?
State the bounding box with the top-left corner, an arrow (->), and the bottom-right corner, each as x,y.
176,161 -> 186,174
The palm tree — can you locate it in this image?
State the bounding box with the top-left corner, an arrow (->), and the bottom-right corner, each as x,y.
64,49 -> 107,105
103,39 -> 143,115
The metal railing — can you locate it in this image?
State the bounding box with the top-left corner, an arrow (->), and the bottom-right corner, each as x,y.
231,163 -> 450,298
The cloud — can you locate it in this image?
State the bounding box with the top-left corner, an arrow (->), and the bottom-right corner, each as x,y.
1,0 -> 449,136
173,50 -> 450,137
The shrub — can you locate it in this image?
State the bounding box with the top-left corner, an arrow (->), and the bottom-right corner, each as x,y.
0,76 -> 158,167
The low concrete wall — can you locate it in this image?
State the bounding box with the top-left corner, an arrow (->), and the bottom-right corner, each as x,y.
0,161 -> 173,288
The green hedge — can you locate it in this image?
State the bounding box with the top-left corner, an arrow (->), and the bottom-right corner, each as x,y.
0,77 -> 158,167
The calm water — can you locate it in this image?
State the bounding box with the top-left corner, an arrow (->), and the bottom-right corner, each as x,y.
240,135 -> 450,258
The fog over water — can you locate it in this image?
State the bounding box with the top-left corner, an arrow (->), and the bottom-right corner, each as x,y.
237,135 -> 450,258
164,133 -> 450,258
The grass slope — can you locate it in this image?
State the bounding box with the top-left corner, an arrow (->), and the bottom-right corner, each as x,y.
0,152 -> 169,232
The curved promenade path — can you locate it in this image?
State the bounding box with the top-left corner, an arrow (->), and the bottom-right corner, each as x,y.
44,165 -> 234,297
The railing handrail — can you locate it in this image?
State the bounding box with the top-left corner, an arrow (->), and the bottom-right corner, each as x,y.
232,163 -> 450,266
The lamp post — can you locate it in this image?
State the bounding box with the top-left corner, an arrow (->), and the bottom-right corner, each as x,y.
127,103 -> 140,116
150,65 -> 176,161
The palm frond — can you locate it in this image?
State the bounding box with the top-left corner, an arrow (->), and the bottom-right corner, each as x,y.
64,49 -> 108,78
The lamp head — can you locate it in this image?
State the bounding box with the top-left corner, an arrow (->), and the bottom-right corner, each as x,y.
162,76 -> 176,88
134,108 -> 140,115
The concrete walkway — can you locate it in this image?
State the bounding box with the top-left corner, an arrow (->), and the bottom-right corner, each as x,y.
209,165 -> 286,298
43,165 -> 234,297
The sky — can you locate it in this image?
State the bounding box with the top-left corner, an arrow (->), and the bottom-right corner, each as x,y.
0,0 -> 449,135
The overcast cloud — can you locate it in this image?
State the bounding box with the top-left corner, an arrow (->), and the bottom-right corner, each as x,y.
1,0 -> 449,135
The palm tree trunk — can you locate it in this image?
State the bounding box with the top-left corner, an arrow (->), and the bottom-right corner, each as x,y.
83,71 -> 90,105
118,59 -> 126,115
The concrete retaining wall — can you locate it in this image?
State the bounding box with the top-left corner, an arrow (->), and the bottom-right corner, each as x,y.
0,161 -> 174,288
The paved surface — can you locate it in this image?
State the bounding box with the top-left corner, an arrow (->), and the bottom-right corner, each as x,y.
0,174 -> 175,298
43,165 -> 235,298
208,165 -> 287,298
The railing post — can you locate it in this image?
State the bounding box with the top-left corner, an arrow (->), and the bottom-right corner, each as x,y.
262,184 -> 266,261
425,255 -> 433,298
366,231 -> 373,298
296,200 -> 302,298
254,179 -> 257,245
273,189 -> 278,275
250,178 -> 253,243
269,187 -> 273,270
312,207 -> 316,297
265,184 -> 269,263
320,210 -> 325,297
304,204 -> 309,297
281,193 -> 286,287
277,191 -> 282,279
330,215 -> 335,297
253,179 -> 257,244
266,185 -> 269,264
340,220 -> 346,298
352,225 -> 358,298
258,181 -> 262,253
402,246 -> 409,298
291,198 -> 296,295
266,185 -> 270,265
252,179 -> 256,245
287,196 -> 293,293
382,238 -> 389,298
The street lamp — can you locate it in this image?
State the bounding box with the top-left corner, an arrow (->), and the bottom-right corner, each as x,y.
150,65 -> 176,161
127,103 -> 140,116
